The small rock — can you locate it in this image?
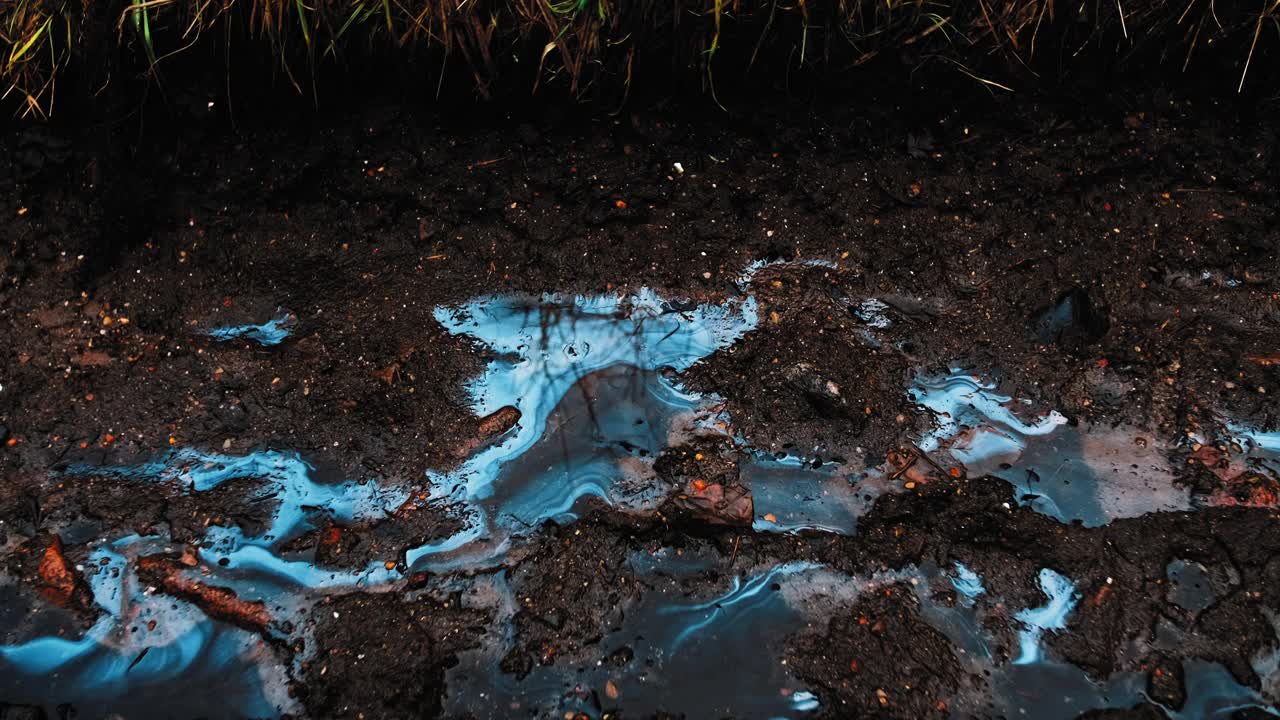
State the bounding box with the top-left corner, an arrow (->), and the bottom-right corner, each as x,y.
606,645 -> 634,668
500,648 -> 534,678
784,363 -> 850,418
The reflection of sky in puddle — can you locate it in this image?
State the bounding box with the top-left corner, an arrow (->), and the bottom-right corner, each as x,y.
918,564 -> 1278,719
1167,559 -> 1217,615
744,454 -> 873,534
0,537 -> 294,718
1013,568 -> 1078,665
7,283 -> 1279,718
207,311 -> 294,346
0,450 -> 406,716
483,366 -> 693,528
406,290 -> 760,568
443,562 -> 887,719
912,372 -> 1192,526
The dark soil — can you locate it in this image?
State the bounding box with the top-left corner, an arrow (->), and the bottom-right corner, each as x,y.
785,582 -> 963,717
304,591 -> 489,718
1,80 -> 1279,719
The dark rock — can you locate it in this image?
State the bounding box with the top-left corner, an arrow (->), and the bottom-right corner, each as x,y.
500,648 -> 533,678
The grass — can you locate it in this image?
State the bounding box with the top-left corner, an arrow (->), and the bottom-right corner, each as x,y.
2,0 -> 71,117
0,0 -> 1276,117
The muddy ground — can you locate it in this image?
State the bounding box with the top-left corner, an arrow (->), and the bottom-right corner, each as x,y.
1,81 -> 1278,719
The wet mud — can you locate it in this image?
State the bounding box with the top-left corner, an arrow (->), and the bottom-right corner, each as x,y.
1,89 -> 1279,719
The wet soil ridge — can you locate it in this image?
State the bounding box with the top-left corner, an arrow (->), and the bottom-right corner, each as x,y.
2,261 -> 1278,719
3,0 -> 1279,116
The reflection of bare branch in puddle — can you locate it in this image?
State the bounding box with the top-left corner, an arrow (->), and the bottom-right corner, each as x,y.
529,297 -> 695,496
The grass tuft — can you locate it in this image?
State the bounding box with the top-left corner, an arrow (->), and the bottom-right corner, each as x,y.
1,0 -> 1276,116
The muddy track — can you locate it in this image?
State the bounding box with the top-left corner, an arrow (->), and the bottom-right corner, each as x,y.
1,90 -> 1278,719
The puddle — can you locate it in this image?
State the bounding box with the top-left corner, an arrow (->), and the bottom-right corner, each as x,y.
0,451 -> 407,715
2,289 -> 787,716
6,284 -> 1277,718
1167,559 -> 1217,615
0,538 -> 294,718
405,290 -> 758,567
743,454 -> 881,534
443,562 -> 902,719
207,311 -> 294,346
916,564 -> 1278,719
912,372 -> 1193,525
408,288 -> 888,566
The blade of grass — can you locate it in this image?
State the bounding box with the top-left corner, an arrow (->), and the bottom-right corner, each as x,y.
295,0 -> 311,48
7,17 -> 49,67
1237,0 -> 1268,92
